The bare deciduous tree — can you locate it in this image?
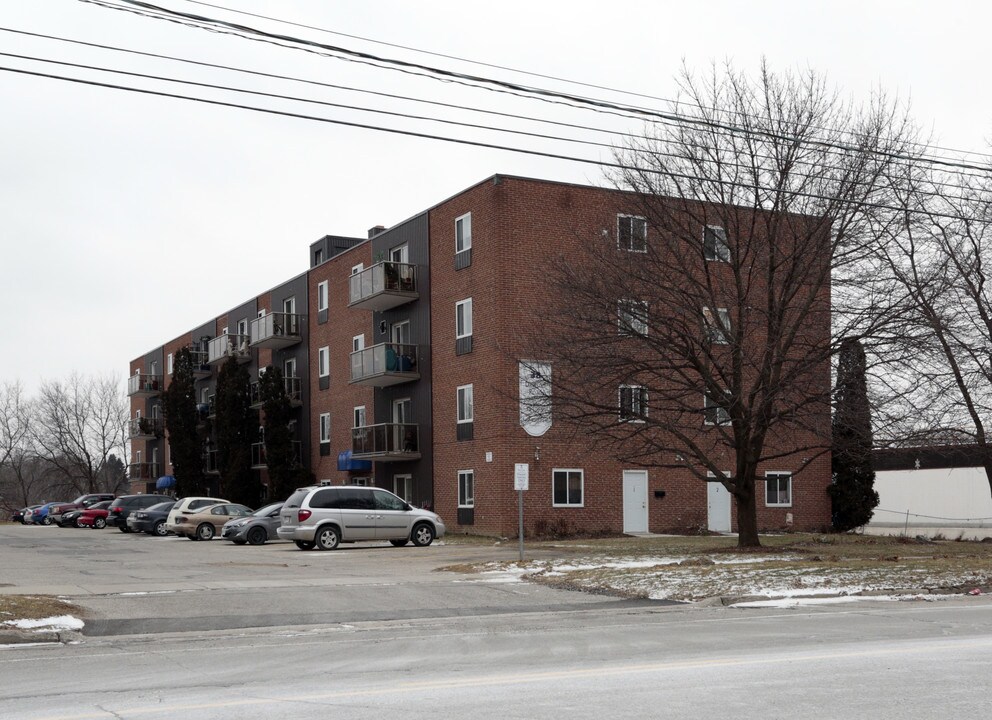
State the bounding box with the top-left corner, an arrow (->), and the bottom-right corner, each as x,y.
32,374 -> 129,495
537,62 -> 918,546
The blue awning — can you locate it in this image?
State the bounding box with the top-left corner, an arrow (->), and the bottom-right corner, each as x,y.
337,451 -> 372,472
155,475 -> 176,490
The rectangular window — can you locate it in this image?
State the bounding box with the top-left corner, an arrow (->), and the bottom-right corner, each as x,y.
352,334 -> 365,352
456,298 -> 473,339
704,390 -> 731,426
704,225 -> 731,262
618,214 -> 647,253
318,413 -> 330,444
552,469 -> 584,507
354,406 -> 366,428
314,248 -> 324,265
619,385 -> 648,422
393,474 -> 414,502
702,307 -> 731,344
318,346 -> 330,377
618,299 -> 648,336
351,263 -> 364,275
167,353 -> 173,375
237,318 -> 248,337
317,281 -> 328,312
457,384 -> 474,423
455,212 -> 472,253
257,309 -> 266,319
765,472 -> 793,507
351,476 -> 370,487
458,470 -> 474,508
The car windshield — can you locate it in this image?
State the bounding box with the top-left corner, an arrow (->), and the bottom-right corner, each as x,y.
71,495 -> 87,504
251,503 -> 283,517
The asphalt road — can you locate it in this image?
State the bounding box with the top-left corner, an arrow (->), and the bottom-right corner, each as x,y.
3,524 -> 992,719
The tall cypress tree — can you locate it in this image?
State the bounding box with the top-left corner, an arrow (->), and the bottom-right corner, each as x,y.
164,347 -> 205,497
830,338 -> 879,531
259,366 -> 297,501
214,356 -> 260,507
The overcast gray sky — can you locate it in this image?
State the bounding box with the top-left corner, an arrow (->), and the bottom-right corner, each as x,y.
2,0 -> 991,395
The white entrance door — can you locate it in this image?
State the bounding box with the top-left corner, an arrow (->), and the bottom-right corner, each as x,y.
622,470 -> 648,533
707,480 -> 732,533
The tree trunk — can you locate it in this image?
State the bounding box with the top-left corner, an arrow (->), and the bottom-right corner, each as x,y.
735,483 -> 761,548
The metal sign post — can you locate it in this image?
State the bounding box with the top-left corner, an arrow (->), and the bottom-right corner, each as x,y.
514,463 -> 529,561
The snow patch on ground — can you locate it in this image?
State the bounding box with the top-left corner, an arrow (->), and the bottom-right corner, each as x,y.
4,615 -> 84,631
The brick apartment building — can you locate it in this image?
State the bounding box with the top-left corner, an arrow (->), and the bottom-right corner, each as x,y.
128,175 -> 832,537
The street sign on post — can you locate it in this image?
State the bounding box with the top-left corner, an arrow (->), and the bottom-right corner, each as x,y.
514,463 -> 529,560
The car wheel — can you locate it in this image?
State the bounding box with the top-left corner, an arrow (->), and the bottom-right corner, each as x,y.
411,523 -> 435,547
73,519 -> 81,528
42,516 -> 53,526
294,540 -> 315,551
246,527 -> 266,546
196,523 -> 215,541
390,539 -> 409,547
232,539 -> 247,545
119,525 -> 130,533
314,525 -> 340,551
93,517 -> 106,529
152,520 -> 168,537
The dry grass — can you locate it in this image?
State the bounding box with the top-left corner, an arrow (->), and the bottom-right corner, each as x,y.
0,595 -> 77,622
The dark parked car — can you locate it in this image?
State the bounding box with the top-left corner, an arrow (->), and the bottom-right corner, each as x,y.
12,505 -> 43,524
107,494 -> 173,532
222,502 -> 284,545
126,501 -> 178,536
61,500 -> 112,528
49,493 -> 116,526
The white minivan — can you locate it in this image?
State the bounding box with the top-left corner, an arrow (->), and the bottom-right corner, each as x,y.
276,485 -> 445,551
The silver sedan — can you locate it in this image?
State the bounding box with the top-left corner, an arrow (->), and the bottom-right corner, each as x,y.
221,502 -> 283,545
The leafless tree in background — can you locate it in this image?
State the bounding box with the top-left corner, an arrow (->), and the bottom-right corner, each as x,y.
31,374 -> 129,495
869,163 -> 992,494
536,61 -> 920,546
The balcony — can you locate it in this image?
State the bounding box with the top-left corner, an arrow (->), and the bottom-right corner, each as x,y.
349,343 -> 420,387
127,374 -> 162,397
251,441 -> 302,469
127,417 -> 165,440
249,376 -> 303,409
189,348 -> 211,378
351,423 -> 420,461
250,312 -> 304,349
207,334 -> 251,365
348,261 -> 418,311
128,462 -> 160,481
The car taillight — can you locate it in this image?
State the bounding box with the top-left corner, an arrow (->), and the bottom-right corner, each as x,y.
176,517 -> 188,523
298,509 -> 311,522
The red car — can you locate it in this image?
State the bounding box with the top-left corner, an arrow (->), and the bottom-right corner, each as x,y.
77,505 -> 111,529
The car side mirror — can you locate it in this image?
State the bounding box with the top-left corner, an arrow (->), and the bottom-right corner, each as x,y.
404,503 -> 412,512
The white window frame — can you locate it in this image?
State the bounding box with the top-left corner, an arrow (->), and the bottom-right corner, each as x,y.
237,318 -> 248,337
352,334 -> 365,352
765,472 -> 793,507
318,413 -> 330,444
704,225 -> 731,262
702,307 -> 731,345
455,212 -> 472,254
166,353 -> 173,375
458,469 -> 475,508
284,357 -> 297,380
552,468 -> 584,508
351,476 -> 370,487
457,384 -> 474,424
618,384 -> 648,423
257,309 -> 266,319
704,390 -> 731,426
456,298 -> 473,339
390,244 -> 409,264
317,281 -> 328,312
317,346 -> 330,378
393,474 -> 414,502
617,214 -> 647,253
351,263 -> 364,275
618,298 -> 648,336
353,405 -> 366,428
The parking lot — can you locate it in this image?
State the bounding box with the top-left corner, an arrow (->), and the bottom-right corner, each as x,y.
0,523 -> 635,636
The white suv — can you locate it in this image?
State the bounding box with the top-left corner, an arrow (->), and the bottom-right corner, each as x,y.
276,485 -> 445,551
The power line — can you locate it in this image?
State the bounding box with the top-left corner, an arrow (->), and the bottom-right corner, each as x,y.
176,0 -> 992,167
0,63 -> 979,223
90,0 -> 992,175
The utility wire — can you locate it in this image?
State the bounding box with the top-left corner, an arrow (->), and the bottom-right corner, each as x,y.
2,47 -> 982,205
91,0 -> 992,174
0,63 -> 980,223
8,27 -> 983,199
177,0 -> 992,166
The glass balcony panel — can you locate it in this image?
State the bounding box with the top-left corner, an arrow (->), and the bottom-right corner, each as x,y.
207,334 -> 251,365
127,374 -> 163,396
347,262 -> 418,311
349,344 -> 420,387
250,313 -> 304,349
351,423 -> 420,461
127,417 -> 165,439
